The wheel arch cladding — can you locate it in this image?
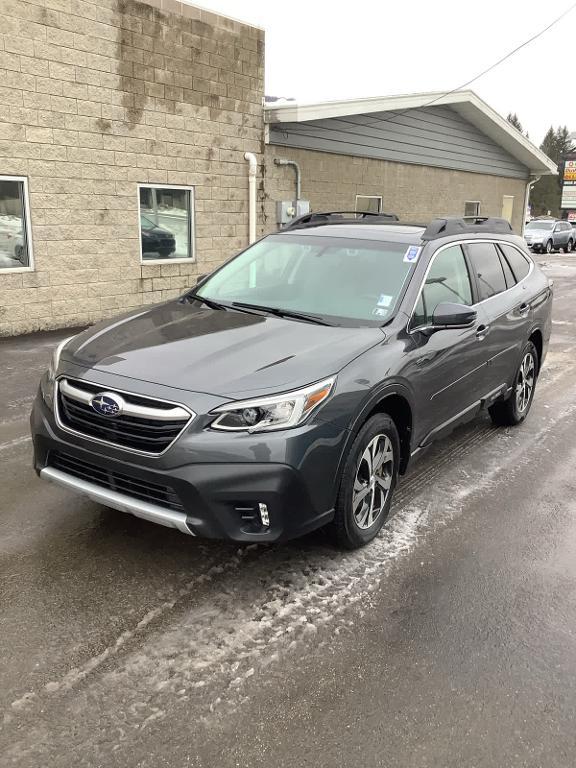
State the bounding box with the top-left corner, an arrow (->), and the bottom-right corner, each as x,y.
529,328 -> 543,373
368,394 -> 413,475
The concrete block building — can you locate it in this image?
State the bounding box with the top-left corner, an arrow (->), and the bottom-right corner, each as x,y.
0,1 -> 556,336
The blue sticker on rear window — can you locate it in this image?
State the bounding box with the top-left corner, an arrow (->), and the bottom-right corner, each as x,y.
403,245 -> 421,263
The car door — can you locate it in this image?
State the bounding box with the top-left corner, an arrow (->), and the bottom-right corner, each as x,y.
552,222 -> 566,250
405,243 -> 492,446
465,241 -> 531,394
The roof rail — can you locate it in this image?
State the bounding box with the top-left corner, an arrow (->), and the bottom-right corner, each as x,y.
422,216 -> 513,240
282,210 -> 399,231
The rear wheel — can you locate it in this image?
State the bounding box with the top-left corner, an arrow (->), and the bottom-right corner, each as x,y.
489,342 -> 538,426
331,414 -> 399,549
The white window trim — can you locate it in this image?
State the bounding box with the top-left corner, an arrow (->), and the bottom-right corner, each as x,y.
137,182 -> 196,265
0,174 -> 34,274
355,194 -> 383,213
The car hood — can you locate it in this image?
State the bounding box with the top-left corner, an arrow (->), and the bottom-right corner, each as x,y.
62,301 -> 385,398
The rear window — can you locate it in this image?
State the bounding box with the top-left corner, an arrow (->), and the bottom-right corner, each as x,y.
467,242 -> 507,301
499,243 -> 531,282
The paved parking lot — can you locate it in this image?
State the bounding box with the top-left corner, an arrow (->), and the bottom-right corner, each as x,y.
2,253 -> 576,767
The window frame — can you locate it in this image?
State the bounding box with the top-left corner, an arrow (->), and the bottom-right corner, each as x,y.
137,182 -> 196,265
0,174 -> 34,274
408,239 -> 534,332
355,194 -> 383,214
464,201 -> 481,217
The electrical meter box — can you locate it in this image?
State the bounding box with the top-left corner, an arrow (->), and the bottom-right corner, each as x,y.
276,199 -> 310,227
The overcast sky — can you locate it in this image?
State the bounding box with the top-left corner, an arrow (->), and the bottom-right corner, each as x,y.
192,0 -> 575,146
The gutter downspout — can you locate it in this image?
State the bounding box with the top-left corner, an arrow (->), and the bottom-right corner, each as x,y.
244,152 -> 257,244
523,175 -> 541,235
274,158 -> 301,200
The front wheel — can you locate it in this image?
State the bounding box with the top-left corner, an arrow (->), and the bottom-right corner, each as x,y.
566,239 -> 573,254
331,414 -> 400,549
545,240 -> 553,254
489,342 -> 538,426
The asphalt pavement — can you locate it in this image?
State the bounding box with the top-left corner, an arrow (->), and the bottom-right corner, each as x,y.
1,253 -> 576,767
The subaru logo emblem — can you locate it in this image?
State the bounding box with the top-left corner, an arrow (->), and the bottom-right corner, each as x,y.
90,392 -> 123,418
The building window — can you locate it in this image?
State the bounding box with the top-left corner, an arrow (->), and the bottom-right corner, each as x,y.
138,184 -> 195,263
0,176 -> 33,272
355,195 -> 383,214
464,201 -> 481,217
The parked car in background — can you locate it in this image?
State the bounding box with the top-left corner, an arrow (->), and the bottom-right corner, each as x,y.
524,219 -> 574,253
31,214 -> 552,550
140,215 -> 176,258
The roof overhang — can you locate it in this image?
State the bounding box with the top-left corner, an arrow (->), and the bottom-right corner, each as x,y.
265,90 -> 557,177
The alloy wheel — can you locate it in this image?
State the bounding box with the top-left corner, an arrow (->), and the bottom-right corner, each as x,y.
546,240 -> 552,254
516,352 -> 535,413
352,434 -> 394,530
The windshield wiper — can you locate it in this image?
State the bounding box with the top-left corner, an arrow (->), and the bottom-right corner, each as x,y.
230,301 -> 333,326
182,292 -> 228,311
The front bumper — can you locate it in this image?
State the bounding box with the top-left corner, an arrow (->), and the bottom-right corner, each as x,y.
31,391 -> 346,543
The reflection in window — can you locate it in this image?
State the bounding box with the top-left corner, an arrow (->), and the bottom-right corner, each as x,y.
0,177 -> 32,271
138,185 -> 195,262
414,245 -> 472,326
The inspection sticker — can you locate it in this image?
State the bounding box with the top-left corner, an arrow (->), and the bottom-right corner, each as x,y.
403,245 -> 421,263
372,307 -> 388,317
377,294 -> 393,308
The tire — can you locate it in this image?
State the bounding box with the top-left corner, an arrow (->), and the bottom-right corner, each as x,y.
331,414 -> 400,549
159,248 -> 175,258
566,239 -> 573,254
545,240 -> 553,254
14,245 -> 23,263
489,341 -> 538,427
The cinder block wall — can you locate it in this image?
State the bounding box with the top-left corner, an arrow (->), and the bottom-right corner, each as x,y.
263,146 -> 527,234
0,0 -> 264,336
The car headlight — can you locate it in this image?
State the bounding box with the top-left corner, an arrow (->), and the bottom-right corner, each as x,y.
211,378 -> 335,432
41,336 -> 76,409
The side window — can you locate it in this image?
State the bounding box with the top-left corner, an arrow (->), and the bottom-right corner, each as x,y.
499,243 -> 531,282
467,242 -> 507,301
414,245 -> 472,326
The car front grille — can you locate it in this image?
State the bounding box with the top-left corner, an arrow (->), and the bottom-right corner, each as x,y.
56,378 -> 193,455
48,451 -> 185,512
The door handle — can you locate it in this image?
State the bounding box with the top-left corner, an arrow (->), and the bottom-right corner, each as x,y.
476,324 -> 489,341
518,303 -> 530,316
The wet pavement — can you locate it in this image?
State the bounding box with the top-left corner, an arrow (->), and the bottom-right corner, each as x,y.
1,253 -> 576,767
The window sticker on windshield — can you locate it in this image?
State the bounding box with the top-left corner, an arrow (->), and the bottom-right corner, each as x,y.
372,307 -> 388,317
403,245 -> 421,263
377,294 -> 393,308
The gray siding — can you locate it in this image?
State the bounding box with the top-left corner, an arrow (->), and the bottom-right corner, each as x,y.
268,106 -> 529,179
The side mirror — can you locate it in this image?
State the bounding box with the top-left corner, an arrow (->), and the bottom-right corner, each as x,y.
431,302 -> 477,330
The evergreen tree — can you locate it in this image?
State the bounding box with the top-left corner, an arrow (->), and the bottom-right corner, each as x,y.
530,126 -> 572,217
507,113 -> 524,133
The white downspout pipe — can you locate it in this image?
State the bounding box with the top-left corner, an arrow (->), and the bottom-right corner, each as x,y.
244,152 -> 257,244
523,175 -> 540,235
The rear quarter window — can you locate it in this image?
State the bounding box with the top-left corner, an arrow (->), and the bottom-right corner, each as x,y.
499,243 -> 531,282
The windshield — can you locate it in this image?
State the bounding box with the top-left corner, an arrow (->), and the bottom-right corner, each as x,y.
195,234 -> 419,325
526,220 -> 554,230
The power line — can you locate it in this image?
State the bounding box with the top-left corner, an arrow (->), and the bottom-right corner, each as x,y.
337,1 -> 576,131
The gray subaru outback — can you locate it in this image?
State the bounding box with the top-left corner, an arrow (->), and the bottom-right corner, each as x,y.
31,213 -> 552,549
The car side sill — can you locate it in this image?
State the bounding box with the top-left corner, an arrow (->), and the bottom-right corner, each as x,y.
40,466 -> 195,536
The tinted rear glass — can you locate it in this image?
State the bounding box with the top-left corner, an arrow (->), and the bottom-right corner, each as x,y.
499,243 -> 531,282
467,242 -> 507,301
